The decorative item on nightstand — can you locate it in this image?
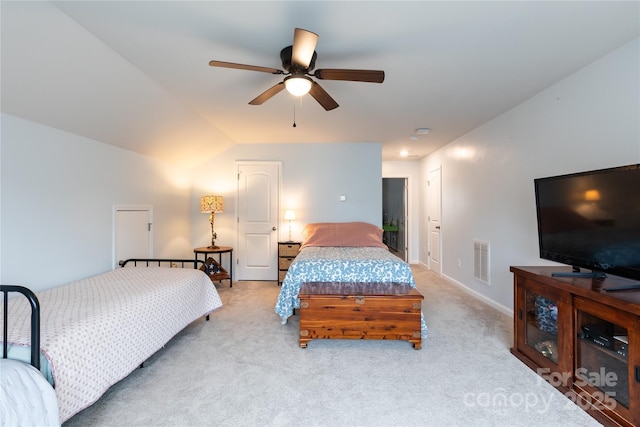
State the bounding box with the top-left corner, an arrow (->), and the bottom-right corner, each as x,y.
200,195 -> 224,248
284,209 -> 296,242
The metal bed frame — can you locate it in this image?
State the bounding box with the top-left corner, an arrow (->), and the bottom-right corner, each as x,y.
119,258 -> 208,270
1,285 -> 40,369
119,258 -> 221,277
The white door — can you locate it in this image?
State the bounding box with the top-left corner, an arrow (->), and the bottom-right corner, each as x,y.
113,206 -> 152,268
428,168 -> 441,273
237,162 -> 280,280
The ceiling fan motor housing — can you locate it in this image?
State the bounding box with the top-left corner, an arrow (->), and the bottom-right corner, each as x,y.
280,46 -> 317,73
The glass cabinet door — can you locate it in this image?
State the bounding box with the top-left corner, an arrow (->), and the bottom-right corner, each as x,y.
525,288 -> 559,364
576,310 -> 629,410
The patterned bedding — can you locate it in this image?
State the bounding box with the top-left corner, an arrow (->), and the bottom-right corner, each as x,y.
274,246 -> 428,337
0,267 -> 223,422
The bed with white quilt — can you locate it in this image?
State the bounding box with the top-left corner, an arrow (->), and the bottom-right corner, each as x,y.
1,261 -> 223,423
275,222 -> 428,337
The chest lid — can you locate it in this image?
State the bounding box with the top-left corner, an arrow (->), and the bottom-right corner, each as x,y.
299,282 -> 420,297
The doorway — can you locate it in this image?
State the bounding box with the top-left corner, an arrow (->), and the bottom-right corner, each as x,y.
382,178 -> 407,261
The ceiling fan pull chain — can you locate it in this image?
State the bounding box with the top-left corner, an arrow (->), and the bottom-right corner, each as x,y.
293,101 -> 297,128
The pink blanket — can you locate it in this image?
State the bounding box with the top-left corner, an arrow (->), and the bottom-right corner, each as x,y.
301,221 -> 387,249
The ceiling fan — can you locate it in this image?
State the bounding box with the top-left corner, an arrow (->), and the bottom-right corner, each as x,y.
208,28 -> 385,111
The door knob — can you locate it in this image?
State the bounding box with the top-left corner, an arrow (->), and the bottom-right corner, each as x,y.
272,226 -> 277,231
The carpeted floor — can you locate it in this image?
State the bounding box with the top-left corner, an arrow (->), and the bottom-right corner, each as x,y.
64,265 -> 601,426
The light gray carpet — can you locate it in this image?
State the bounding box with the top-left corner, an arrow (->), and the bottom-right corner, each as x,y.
65,265 -> 601,427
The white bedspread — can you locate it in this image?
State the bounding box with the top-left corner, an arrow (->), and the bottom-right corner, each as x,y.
0,359 -> 60,427
1,267 -> 222,422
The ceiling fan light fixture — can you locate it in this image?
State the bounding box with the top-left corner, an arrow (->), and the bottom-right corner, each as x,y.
284,75 -> 313,96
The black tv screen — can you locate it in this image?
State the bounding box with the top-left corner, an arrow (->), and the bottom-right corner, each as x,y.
534,164 -> 640,281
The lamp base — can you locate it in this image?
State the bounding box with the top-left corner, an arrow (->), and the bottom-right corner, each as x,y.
208,245 -> 220,249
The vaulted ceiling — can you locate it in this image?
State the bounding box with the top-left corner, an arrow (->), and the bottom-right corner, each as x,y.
2,1 -> 638,168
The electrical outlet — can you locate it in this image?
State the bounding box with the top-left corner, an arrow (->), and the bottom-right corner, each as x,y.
457,259 -> 462,268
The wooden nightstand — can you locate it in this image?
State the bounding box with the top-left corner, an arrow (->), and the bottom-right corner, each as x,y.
194,246 -> 233,287
278,242 -> 301,285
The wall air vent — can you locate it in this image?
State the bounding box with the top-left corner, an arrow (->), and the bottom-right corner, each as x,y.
473,240 -> 490,285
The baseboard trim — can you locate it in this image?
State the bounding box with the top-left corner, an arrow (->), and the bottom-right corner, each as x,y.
414,261 -> 512,317
441,273 -> 512,317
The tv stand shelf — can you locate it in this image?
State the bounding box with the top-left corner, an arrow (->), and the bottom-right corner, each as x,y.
510,266 -> 640,427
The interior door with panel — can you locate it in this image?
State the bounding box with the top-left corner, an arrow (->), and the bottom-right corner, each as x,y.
113,206 -> 152,268
237,162 -> 280,280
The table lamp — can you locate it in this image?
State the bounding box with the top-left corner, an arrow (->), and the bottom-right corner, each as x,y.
284,210 -> 296,242
201,195 -> 224,248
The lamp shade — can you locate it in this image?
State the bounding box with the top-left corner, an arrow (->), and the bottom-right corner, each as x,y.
200,195 -> 224,213
284,76 -> 312,96
284,210 -> 296,220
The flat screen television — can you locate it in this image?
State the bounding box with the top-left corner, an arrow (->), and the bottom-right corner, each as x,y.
534,164 -> 640,283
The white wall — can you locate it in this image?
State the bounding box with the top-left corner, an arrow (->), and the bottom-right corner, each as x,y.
1,114 -> 193,291
420,38 -> 640,314
191,142 -> 383,248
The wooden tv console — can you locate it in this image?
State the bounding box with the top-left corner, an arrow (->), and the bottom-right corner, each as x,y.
510,266 -> 640,427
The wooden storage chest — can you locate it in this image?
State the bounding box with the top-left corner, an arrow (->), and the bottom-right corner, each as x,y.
298,282 -> 423,349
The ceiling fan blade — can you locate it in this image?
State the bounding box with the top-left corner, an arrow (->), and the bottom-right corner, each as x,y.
314,69 -> 385,83
308,82 -> 339,111
291,28 -> 319,68
249,82 -> 286,105
209,60 -> 284,75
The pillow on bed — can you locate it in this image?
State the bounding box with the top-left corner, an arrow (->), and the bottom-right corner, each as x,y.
301,222 -> 387,249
